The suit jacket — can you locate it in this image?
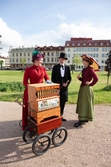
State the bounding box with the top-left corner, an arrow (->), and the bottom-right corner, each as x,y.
51,64 -> 71,102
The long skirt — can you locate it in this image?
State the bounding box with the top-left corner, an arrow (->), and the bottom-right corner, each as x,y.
76,85 -> 94,121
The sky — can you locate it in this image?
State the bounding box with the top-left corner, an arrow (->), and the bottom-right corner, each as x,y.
0,0 -> 111,57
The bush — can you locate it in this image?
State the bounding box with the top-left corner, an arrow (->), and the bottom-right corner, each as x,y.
0,82 -> 24,92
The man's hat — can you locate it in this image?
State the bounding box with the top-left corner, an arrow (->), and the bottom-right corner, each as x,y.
58,52 -> 68,60
81,54 -> 93,65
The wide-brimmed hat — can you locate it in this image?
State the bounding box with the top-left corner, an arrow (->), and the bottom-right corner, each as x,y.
81,54 -> 93,65
58,52 -> 68,60
32,50 -> 44,62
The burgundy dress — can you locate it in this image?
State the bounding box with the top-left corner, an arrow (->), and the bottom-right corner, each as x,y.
22,65 -> 50,130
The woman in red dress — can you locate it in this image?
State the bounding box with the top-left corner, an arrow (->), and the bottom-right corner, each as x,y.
22,50 -> 50,130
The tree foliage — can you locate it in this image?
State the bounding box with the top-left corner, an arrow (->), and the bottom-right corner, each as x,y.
0,60 -> 4,70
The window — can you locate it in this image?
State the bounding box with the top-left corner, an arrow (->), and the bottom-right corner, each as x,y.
28,53 -> 30,56
68,48 -> 70,52
16,58 -> 18,62
100,43 -> 103,46
72,43 -> 74,46
16,53 -> 18,56
83,43 -> 86,46
101,60 -> 104,63
78,43 -> 80,46
51,52 -> 54,56
67,44 -> 69,46
89,43 -> 91,46
47,52 -> 50,56
106,43 -> 109,46
68,54 -> 70,57
20,53 -> 22,56
24,53 -> 26,56
82,48 -> 84,51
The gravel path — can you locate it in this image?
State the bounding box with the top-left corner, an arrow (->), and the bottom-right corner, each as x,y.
0,101 -> 111,167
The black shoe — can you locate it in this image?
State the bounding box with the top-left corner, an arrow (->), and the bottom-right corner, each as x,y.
62,118 -> 67,121
74,121 -> 82,127
82,120 -> 89,123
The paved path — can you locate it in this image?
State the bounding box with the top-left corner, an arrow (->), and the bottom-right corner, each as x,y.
0,102 -> 111,167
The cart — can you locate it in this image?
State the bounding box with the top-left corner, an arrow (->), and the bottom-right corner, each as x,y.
20,83 -> 68,156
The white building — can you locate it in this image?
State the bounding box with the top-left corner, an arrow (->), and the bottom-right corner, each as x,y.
9,45 -> 64,70
8,37 -> 111,71
0,56 -> 10,69
65,38 -> 111,71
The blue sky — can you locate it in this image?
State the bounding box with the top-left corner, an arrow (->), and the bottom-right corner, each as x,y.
0,0 -> 111,56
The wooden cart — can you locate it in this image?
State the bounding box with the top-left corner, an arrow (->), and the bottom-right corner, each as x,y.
22,83 -> 68,156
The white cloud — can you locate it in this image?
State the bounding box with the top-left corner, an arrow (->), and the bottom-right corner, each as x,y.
0,18 -> 23,57
1,19 -> 111,57
24,22 -> 111,47
57,13 -> 66,22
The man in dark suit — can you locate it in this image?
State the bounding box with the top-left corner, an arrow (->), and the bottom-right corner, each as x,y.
51,52 -> 71,121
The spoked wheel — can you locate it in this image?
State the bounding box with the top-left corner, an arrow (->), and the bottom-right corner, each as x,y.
32,134 -> 51,156
22,124 -> 37,144
19,119 -> 22,127
52,127 -> 68,147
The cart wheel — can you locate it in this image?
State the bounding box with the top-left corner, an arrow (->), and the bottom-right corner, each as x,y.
19,120 -> 22,127
32,134 -> 51,156
22,124 -> 37,144
52,127 -> 68,147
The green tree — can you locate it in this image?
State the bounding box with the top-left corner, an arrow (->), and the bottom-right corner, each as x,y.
20,58 -> 26,69
73,54 -> 82,70
0,60 -> 4,70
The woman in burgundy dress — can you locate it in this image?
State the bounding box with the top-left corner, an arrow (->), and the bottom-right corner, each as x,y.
22,50 -> 50,130
74,54 -> 98,128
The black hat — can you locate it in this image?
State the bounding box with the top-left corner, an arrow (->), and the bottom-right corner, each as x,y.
58,52 -> 68,60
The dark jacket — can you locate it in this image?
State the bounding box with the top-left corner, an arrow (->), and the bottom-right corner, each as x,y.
51,64 -> 71,102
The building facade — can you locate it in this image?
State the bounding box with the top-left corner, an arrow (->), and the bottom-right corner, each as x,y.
65,38 -> 111,71
9,45 -> 64,69
8,37 -> 111,70
0,56 -> 10,69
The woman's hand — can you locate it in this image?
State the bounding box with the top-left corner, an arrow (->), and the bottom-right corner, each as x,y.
77,75 -> 80,79
86,81 -> 91,85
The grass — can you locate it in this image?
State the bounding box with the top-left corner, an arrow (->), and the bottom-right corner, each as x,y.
0,70 -> 111,105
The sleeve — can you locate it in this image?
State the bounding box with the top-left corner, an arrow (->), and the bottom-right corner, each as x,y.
89,68 -> 98,86
44,68 -> 50,81
23,68 -> 30,87
51,66 -> 56,82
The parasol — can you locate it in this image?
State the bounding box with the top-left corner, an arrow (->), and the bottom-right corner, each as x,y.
90,57 -> 100,71
81,54 -> 100,71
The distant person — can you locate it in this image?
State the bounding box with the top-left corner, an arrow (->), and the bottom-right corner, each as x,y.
74,54 -> 98,128
51,52 -> 71,121
22,49 -> 50,130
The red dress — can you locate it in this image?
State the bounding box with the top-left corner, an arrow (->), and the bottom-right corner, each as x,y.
22,65 -> 50,130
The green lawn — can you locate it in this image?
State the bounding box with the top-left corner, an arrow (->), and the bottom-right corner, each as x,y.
0,70 -> 111,105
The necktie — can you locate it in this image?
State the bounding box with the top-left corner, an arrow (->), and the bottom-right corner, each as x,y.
61,65 -> 64,70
